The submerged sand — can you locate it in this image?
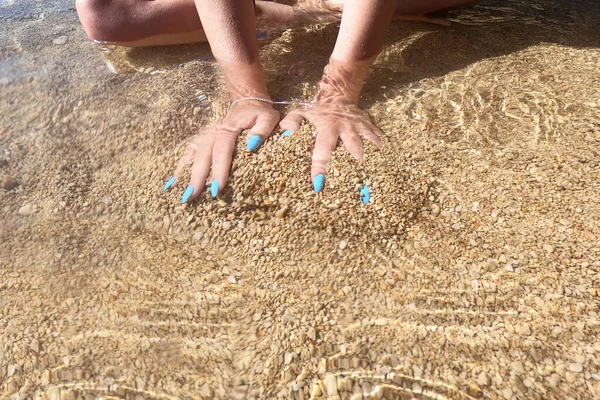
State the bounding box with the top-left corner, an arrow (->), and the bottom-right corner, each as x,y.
1,0 -> 600,399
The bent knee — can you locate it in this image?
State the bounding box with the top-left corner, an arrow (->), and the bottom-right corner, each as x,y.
76,0 -> 128,42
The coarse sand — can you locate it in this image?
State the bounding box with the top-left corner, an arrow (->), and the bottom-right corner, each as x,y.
1,0 -> 600,399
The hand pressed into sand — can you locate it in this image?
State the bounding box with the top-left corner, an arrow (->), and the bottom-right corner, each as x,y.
165,100 -> 279,202
279,59 -> 382,193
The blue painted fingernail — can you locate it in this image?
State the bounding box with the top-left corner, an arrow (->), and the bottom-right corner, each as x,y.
256,31 -> 268,40
163,176 -> 176,191
283,130 -> 293,137
313,174 -> 326,193
360,185 -> 371,204
182,186 -> 194,203
247,135 -> 263,152
211,180 -> 220,198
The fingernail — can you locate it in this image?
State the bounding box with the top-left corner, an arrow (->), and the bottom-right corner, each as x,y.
313,174 -> 326,193
163,176 -> 176,191
211,180 -> 220,198
360,185 -> 371,204
256,31 -> 268,40
283,129 -> 293,137
182,186 -> 194,203
247,135 -> 264,152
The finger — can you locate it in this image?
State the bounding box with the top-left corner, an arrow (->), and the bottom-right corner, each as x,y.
246,112 -> 279,151
311,130 -> 339,192
360,126 -> 383,147
279,110 -> 305,136
166,147 -> 195,190
211,126 -> 240,196
183,134 -> 215,203
339,131 -> 365,161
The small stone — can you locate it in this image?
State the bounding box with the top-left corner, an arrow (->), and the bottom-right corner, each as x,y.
568,363 -> 583,373
282,312 -> 294,323
7,364 -> 16,377
199,383 -> 213,397
0,177 -> 17,190
511,361 -> 525,375
18,204 -> 34,215
573,354 -> 585,364
467,383 -> 482,397
543,244 -> 554,253
518,323 -> 531,336
591,373 -> 600,381
192,231 -> 204,241
222,221 -> 232,230
546,373 -> 560,388
412,365 -> 423,379
29,339 -> 40,353
52,36 -> 68,45
284,352 -> 293,365
136,376 -> 145,391
339,240 -> 348,250
476,371 -> 490,386
307,327 -> 316,341
451,223 -> 461,230
501,387 -> 513,399
228,275 -> 237,284
325,374 -> 338,396
275,206 -> 289,218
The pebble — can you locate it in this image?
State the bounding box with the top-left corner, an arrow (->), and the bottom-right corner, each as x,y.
543,244 -> 554,253
29,339 -> 39,353
412,365 -> 423,379
568,362 -> 583,373
325,374 -> 338,396
501,387 -> 513,399
0,176 -> 17,190
284,352 -> 293,365
591,374 -> 600,381
476,371 -> 490,386
52,36 -> 68,45
275,206 -> 288,218
199,383 -> 213,397
511,361 -> 526,375
7,364 -> 16,377
18,204 -> 34,215
307,327 -> 316,341
339,240 -> 348,250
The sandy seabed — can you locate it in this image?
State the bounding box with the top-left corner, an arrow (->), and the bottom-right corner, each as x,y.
1,0 -> 600,399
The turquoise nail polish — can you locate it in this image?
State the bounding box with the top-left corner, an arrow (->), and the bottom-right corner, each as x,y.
283,130 -> 292,137
313,174 -> 326,193
182,186 -> 194,203
360,185 -> 371,204
211,180 -> 220,198
163,176 -> 176,191
247,135 -> 263,152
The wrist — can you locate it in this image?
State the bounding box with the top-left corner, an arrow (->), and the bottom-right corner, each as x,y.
221,61 -> 271,100
315,58 -> 372,104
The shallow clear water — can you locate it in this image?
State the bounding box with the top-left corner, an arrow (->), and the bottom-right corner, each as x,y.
1,1 -> 599,399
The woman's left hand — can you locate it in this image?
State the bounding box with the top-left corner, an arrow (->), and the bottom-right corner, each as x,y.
279,100 -> 382,193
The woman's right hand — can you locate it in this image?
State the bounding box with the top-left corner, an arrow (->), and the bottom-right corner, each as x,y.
163,100 -> 279,202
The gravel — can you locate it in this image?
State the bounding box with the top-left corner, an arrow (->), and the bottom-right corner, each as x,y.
2,2 -> 599,400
